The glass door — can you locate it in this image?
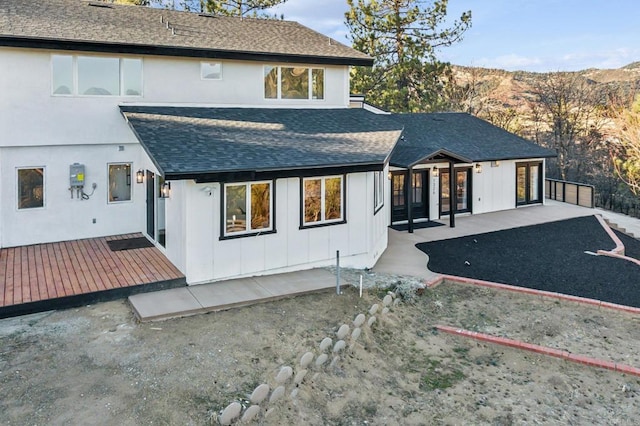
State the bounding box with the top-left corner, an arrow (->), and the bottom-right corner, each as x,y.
440,168 -> 472,215
516,162 -> 542,205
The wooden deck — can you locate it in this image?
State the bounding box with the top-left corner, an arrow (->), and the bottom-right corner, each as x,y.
0,233 -> 185,315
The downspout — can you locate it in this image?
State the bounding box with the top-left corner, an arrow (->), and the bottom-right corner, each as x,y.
449,160 -> 456,228
407,167 -> 414,233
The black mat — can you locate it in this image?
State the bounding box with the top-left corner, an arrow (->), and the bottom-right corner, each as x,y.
416,215 -> 640,308
107,237 -> 154,251
390,221 -> 445,231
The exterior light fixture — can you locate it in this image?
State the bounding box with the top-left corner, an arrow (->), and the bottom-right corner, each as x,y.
161,181 -> 171,198
136,169 -> 144,184
475,163 -> 483,174
432,166 -> 438,177
387,171 -> 392,180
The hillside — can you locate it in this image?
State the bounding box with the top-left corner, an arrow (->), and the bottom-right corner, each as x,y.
451,62 -> 640,118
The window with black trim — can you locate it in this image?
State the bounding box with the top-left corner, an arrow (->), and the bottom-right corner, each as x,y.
17,167 -> 44,209
302,176 -> 344,227
374,170 -> 384,213
108,163 -> 132,202
224,181 -> 273,236
264,66 -> 324,100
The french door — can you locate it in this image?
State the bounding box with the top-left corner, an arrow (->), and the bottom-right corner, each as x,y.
516,162 -> 542,205
391,170 -> 429,223
440,168 -> 472,216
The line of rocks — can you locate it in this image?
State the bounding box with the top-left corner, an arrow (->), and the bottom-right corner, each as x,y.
216,291 -> 400,425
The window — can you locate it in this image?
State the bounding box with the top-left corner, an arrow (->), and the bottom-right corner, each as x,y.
264,66 -> 324,100
201,62 -> 222,80
108,163 -> 132,202
374,170 -> 384,213
302,176 -> 344,227
51,55 -> 143,96
17,168 -> 44,209
224,181 -> 273,236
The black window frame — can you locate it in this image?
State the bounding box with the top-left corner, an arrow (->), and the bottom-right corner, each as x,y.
219,179 -> 277,240
299,174 -> 347,229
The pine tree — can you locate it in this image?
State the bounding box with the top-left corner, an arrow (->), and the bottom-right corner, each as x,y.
346,0 -> 471,112
201,0 -> 286,17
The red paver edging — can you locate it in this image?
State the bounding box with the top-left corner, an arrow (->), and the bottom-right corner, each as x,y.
594,214 -> 625,256
436,325 -> 640,377
426,274 -> 640,315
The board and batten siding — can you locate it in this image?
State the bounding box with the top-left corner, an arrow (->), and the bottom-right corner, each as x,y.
170,171 -> 388,284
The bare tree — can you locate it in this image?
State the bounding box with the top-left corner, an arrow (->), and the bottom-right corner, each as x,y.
530,72 -> 607,181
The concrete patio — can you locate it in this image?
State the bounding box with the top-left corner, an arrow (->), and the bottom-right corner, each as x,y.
372,200 -> 639,281
128,199 -> 640,321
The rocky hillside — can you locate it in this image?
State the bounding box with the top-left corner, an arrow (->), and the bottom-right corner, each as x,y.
451,62 -> 640,119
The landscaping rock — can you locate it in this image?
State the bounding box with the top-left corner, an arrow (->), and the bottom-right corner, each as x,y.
369,304 -> 379,315
382,294 -> 393,306
218,402 -> 241,425
249,383 -> 270,404
336,324 -> 349,340
333,340 -> 346,353
315,353 -> 328,367
299,352 -> 314,368
351,327 -> 362,341
353,313 -> 366,327
269,386 -> 285,403
294,369 -> 308,385
367,316 -> 376,327
319,337 -> 332,352
275,366 -> 293,384
240,405 -> 260,423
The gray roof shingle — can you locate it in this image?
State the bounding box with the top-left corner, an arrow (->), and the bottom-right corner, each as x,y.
0,0 -> 372,66
120,106 -> 403,181
390,112 -> 556,167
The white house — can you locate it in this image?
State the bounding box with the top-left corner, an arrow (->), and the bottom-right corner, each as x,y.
0,0 -> 555,286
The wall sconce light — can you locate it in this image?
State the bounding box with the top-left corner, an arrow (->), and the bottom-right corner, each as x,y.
491,160 -> 500,167
387,171 -> 392,180
160,181 -> 171,198
475,164 -> 483,174
432,166 -> 438,177
136,169 -> 144,184
202,186 -> 212,196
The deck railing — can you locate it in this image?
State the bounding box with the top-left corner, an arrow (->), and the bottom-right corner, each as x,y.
545,178 -> 595,208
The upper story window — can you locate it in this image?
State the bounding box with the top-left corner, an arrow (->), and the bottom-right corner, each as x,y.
201,62 -> 222,79
52,55 -> 143,96
264,66 -> 324,100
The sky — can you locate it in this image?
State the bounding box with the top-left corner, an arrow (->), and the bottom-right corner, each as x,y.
266,0 -> 640,72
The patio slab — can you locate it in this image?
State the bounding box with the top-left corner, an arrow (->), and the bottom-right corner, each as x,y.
129,268 -> 336,322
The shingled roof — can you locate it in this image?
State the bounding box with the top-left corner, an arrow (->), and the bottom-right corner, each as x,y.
120,106 -> 403,182
0,0 -> 372,66
390,113 -> 556,167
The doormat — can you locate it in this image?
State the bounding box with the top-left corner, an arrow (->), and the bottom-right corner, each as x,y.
107,237 -> 154,251
390,221 -> 445,232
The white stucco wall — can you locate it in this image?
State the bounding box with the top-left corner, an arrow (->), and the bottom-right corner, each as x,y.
0,48 -> 351,148
0,144 -> 145,247
170,171 -> 388,284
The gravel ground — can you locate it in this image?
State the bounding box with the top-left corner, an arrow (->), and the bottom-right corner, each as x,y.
2,275 -> 640,425
416,215 -> 640,308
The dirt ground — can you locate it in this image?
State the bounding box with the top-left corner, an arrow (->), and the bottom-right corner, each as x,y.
2,271 -> 640,425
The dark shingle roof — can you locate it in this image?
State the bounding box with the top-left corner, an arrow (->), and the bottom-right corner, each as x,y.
0,0 -> 372,66
120,106 -> 403,181
390,112 -> 556,167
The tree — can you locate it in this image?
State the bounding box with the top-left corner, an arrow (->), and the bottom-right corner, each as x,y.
611,95 -> 640,195
201,0 -> 286,17
529,72 -> 608,181
345,0 -> 471,112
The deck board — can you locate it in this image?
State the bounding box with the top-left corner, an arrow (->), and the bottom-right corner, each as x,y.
0,234 -> 185,308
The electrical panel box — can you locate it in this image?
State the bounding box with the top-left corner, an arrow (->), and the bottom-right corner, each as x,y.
70,163 -> 85,188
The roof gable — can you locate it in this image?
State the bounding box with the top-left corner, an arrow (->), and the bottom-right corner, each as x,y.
0,0 -> 372,66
